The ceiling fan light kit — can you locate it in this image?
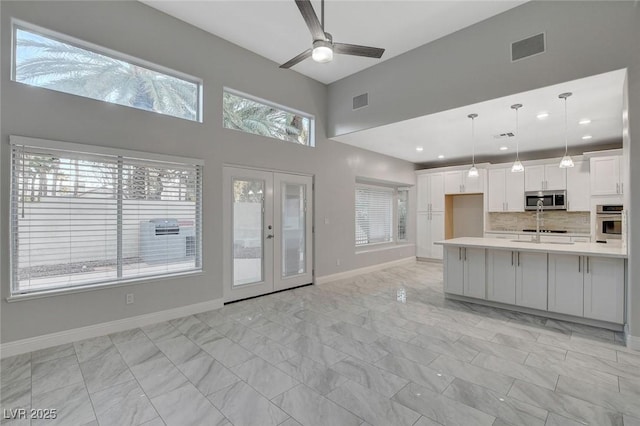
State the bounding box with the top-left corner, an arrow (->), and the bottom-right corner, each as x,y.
312,39 -> 333,63
280,0 -> 385,69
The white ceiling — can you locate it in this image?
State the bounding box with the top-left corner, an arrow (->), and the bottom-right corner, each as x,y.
334,69 -> 627,164
142,0 -> 526,84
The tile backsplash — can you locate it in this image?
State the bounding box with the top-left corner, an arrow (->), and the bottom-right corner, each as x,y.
488,211 -> 591,233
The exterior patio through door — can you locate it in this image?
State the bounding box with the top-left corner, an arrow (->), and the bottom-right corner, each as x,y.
223,166 -> 313,302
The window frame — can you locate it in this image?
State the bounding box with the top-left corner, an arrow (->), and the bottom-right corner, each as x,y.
223,87 -> 316,147
8,135 -> 204,300
11,19 -> 204,122
396,187 -> 410,242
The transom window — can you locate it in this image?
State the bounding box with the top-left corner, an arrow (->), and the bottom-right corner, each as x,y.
223,88 -> 314,146
10,136 -> 203,296
12,20 -> 202,122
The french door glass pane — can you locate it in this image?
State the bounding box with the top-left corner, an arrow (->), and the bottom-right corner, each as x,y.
282,183 -> 306,277
233,179 -> 264,286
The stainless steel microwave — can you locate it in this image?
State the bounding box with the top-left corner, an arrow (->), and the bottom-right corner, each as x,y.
524,190 -> 567,211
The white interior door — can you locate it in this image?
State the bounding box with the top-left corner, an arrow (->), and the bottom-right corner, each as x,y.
223,167 -> 313,302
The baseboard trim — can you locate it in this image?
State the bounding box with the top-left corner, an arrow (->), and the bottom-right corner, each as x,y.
315,257 -> 416,285
0,298 -> 223,359
627,333 -> 640,350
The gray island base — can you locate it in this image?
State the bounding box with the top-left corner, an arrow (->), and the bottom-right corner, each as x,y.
435,237 -> 627,331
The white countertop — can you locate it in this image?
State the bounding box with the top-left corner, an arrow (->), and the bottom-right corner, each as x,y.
435,237 -> 627,258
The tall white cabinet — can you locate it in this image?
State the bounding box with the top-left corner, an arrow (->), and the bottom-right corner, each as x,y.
416,172 -> 444,259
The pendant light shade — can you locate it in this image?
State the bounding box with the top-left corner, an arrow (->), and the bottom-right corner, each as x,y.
468,113 -> 479,178
559,92 -> 575,168
510,103 -> 524,173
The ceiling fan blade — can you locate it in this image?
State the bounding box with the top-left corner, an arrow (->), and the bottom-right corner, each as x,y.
334,43 -> 385,58
280,49 -> 313,69
295,0 -> 326,41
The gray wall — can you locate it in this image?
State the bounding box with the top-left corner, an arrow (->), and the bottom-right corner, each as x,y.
327,1 -> 640,339
0,1 -> 416,343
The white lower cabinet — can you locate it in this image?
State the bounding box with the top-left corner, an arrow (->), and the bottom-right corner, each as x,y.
515,252 -> 548,310
584,257 -> 625,323
444,246 -> 485,298
487,250 -> 516,304
548,254 -> 585,317
487,250 -> 547,309
548,254 -> 625,322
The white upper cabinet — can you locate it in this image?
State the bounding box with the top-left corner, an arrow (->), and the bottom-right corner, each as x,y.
566,160 -> 590,211
444,170 -> 485,194
525,164 -> 566,191
590,156 -> 623,196
417,172 -> 444,212
488,168 -> 524,212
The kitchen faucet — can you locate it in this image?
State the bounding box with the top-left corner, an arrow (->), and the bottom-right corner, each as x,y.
535,199 -> 544,243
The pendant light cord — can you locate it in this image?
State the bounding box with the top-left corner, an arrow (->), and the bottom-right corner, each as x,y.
564,96 -> 569,156
515,107 -> 520,161
471,116 -> 475,166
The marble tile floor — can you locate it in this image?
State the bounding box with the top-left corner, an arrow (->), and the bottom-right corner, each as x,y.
2,261 -> 640,426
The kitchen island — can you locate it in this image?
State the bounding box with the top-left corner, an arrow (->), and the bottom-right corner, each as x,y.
435,237 -> 627,329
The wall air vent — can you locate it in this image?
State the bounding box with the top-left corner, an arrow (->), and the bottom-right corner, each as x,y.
511,33 -> 545,62
353,93 -> 369,110
494,132 -> 515,139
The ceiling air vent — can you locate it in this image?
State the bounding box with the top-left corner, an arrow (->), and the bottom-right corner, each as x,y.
353,93 -> 369,110
511,33 -> 545,62
494,132 -> 515,139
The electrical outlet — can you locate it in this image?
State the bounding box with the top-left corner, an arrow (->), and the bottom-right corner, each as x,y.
336,259 -> 341,266
126,293 -> 134,305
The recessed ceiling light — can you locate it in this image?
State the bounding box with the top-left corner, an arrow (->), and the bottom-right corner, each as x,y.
437,154 -> 444,159
416,146 -> 424,152
579,118 -> 591,125
536,112 -> 549,119
499,146 -> 508,151
582,135 -> 593,140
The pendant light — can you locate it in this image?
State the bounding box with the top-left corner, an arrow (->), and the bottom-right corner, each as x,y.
467,113 -> 479,178
559,92 -> 575,168
510,103 -> 524,172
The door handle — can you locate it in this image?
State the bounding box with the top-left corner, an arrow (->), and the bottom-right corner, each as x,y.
266,234 -> 274,239
578,256 -> 581,273
517,252 -> 520,267
459,247 -> 461,260
464,248 -> 467,261
586,257 -> 590,274
511,251 -> 514,266
616,183 -> 620,194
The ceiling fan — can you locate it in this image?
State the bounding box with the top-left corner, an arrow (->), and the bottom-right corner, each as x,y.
280,0 -> 385,69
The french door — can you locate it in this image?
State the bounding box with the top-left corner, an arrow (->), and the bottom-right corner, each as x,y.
223,167 -> 313,302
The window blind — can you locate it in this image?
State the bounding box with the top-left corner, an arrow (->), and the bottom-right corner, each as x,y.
355,185 -> 393,246
10,138 -> 202,295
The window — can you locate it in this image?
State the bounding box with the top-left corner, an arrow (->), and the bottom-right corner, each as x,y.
397,188 -> 409,241
355,185 -> 394,246
223,88 -> 314,146
12,21 -> 202,122
10,136 -> 203,296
